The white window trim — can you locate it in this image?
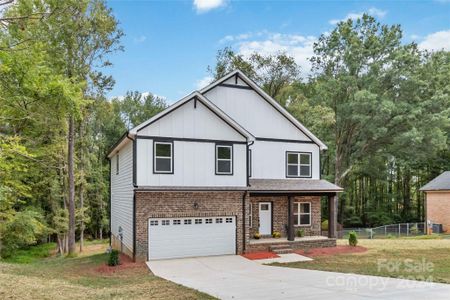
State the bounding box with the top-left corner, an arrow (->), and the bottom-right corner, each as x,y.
293,202 -> 311,226
215,144 -> 233,175
154,141 -> 173,174
286,152 -> 312,178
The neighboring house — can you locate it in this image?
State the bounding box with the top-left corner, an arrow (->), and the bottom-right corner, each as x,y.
107,70 -> 343,261
420,171 -> 450,233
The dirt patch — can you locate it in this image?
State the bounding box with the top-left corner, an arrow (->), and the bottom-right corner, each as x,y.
295,245 -> 367,257
95,254 -> 145,274
242,252 -> 280,260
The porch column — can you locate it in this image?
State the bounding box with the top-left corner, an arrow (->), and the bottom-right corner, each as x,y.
328,195 -> 337,238
287,196 -> 295,241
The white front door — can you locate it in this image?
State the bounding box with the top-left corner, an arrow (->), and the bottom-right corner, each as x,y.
258,202 -> 272,235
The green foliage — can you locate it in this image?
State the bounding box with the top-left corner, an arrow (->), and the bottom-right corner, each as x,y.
296,229 -> 305,237
208,47 -> 301,99
321,220 -> 328,231
107,249 -> 120,266
0,210 -> 49,258
349,231 -> 358,246
253,232 -> 261,239
3,243 -> 54,264
272,231 -> 281,238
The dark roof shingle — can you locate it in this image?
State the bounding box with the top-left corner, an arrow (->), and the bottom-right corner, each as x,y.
420,171 -> 450,191
249,179 -> 343,192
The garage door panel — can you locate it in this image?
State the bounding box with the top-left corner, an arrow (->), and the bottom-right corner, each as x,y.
148,216 -> 236,260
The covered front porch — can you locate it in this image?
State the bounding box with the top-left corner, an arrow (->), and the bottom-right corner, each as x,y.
245,179 -> 343,253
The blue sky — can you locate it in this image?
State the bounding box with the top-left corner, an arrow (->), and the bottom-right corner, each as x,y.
107,0 -> 450,103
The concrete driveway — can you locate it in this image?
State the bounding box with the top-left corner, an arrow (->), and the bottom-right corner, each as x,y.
147,255 -> 450,300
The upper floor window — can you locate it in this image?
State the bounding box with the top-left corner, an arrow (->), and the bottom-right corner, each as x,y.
294,202 -> 311,226
286,152 -> 311,178
154,141 -> 173,174
116,153 -> 119,175
216,144 -> 233,175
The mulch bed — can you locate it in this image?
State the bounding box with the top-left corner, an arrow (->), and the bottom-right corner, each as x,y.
295,245 -> 367,257
241,251 -> 280,260
95,254 -> 145,274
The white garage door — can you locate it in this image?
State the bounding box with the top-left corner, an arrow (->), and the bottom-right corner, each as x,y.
148,216 -> 236,260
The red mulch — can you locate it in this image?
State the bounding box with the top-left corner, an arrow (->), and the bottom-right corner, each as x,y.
95,254 -> 145,274
295,245 -> 367,257
241,251 -> 280,260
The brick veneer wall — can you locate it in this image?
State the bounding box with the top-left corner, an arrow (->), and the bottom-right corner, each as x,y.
135,191 -> 248,261
246,238 -> 336,253
249,195 -> 321,238
426,191 -> 450,233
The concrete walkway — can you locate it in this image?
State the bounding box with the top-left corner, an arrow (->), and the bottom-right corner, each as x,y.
147,255 -> 450,300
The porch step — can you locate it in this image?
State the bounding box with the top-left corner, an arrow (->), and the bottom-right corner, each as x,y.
270,245 -> 293,254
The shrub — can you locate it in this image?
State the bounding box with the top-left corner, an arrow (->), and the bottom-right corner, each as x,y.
349,231 -> 358,246
108,249 -> 120,266
410,225 -> 419,235
253,232 -> 261,239
296,229 -> 305,237
0,209 -> 49,258
272,231 -> 281,238
321,220 -> 328,231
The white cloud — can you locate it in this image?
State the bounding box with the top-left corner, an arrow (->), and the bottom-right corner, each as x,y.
418,30 -> 450,51
193,0 -> 227,13
221,31 -> 317,74
196,76 -> 214,89
133,35 -> 147,43
329,7 -> 387,25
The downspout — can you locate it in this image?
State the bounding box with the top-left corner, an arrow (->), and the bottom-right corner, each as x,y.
247,140 -> 254,187
242,191 -> 247,253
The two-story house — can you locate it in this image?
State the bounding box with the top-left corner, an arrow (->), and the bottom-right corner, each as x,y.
107,70 -> 342,261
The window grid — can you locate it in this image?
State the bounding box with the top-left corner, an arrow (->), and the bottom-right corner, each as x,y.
293,202 -> 311,226
216,145 -> 233,175
286,152 -> 311,178
173,220 -> 181,225
205,218 -> 212,224
226,217 -> 233,223
150,220 -> 158,226
184,219 -> 192,225
162,220 -> 170,226
154,141 -> 173,174
195,219 -> 202,224
216,218 -> 223,223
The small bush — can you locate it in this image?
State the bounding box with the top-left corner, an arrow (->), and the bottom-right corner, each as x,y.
253,232 -> 261,239
321,220 -> 328,231
349,231 -> 358,246
108,250 -> 120,266
272,231 -> 281,238
410,225 -> 419,235
296,229 -> 305,237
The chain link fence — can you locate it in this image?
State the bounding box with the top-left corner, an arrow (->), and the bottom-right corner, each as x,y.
341,222 -> 426,239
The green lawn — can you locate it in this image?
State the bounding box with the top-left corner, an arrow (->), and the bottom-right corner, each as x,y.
273,239 -> 450,284
0,240 -> 215,300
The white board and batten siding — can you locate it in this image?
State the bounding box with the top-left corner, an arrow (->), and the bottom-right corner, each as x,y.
251,140 -> 320,180
205,83 -> 321,180
110,141 -> 134,253
136,99 -> 247,187
204,85 -> 311,141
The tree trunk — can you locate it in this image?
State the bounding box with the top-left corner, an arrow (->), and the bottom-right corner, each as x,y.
79,121 -> 85,253
68,115 -> 76,255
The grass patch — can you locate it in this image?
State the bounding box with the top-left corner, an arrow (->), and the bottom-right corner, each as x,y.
273,239 -> 450,284
3,243 -> 55,264
0,241 -> 215,299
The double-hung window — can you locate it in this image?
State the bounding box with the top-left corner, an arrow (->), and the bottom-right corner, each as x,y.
216,144 -> 233,175
154,141 -> 173,173
294,202 -> 311,226
286,152 -> 311,178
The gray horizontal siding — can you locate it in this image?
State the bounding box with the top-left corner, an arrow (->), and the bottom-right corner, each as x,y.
111,141 -> 134,253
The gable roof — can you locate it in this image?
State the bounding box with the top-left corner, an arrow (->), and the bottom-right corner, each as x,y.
199,70 -> 328,150
420,171 -> 450,191
107,91 -> 254,158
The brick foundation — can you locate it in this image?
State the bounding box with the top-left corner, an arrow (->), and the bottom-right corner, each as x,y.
426,191 -> 450,233
135,191 -> 248,261
246,238 -> 336,253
